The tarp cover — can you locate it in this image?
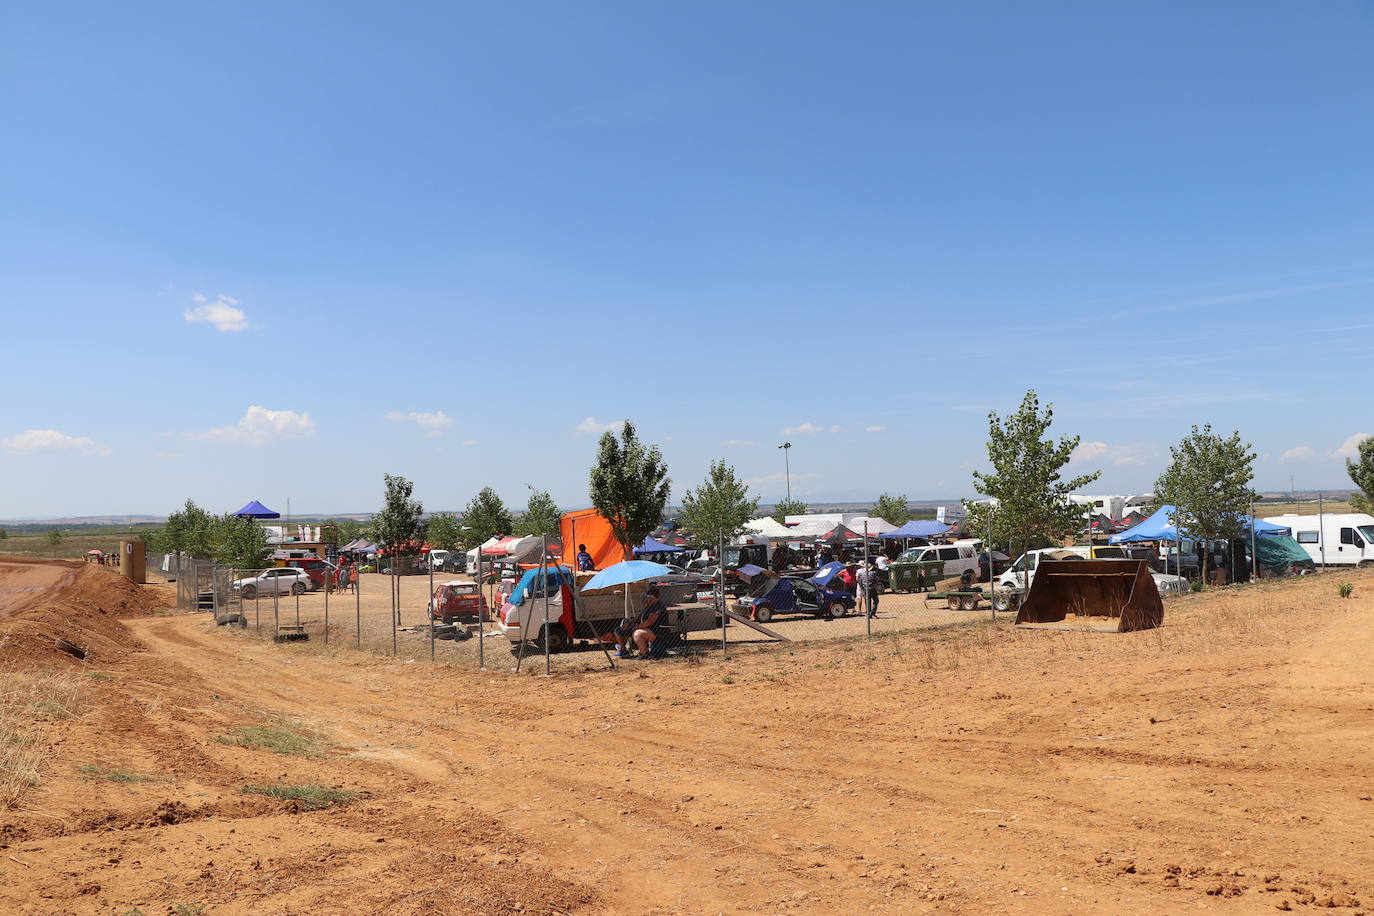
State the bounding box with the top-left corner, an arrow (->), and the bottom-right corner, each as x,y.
880,520 -> 951,539
814,525 -> 865,544
1254,534 -> 1313,574
844,517 -> 899,536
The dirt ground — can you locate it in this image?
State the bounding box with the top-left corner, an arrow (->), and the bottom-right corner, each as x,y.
3,557 -> 1374,914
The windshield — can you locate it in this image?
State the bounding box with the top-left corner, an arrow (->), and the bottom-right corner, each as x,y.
1359,526 -> 1374,547
898,549 -> 922,562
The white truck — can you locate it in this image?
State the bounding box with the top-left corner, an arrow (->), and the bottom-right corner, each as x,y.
495,566 -> 719,653
896,539 -> 983,578
1262,513 -> 1374,567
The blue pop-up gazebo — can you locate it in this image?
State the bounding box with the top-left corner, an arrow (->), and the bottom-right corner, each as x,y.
1109,505 -> 1290,543
233,499 -> 280,519
633,536 -> 687,556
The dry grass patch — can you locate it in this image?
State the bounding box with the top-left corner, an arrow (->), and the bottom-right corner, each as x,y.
0,669 -> 85,807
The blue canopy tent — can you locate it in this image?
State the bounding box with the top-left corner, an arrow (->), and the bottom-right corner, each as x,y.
1109,505 -> 1291,543
233,499 -> 280,519
879,520 -> 950,539
633,537 -> 687,556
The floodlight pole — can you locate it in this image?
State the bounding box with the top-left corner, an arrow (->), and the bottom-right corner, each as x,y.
778,442 -> 792,503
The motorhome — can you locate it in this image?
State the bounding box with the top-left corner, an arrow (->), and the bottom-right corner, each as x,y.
1262,513 -> 1374,567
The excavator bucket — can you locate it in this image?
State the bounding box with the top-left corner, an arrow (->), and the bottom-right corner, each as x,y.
1015,559 -> 1163,632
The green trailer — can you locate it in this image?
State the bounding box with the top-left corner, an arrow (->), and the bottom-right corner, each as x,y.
888,558 -> 945,593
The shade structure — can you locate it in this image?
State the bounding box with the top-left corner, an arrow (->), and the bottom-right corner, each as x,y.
880,520 -> 951,539
581,560 -> 672,592
233,499 -> 280,519
845,516 -> 900,536
633,537 -> 687,556
1109,505 -> 1291,543
744,517 -> 797,538
814,525 -> 864,545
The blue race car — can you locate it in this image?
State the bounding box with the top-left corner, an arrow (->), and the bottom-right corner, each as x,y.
734,562 -> 856,623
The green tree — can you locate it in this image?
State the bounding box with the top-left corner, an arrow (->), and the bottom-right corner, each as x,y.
326,518 -> 367,545
162,499 -> 218,558
513,490 -> 561,539
678,460 -> 759,546
425,513 -> 464,550
1154,424 -> 1257,584
770,497 -> 808,524
372,474 -> 425,555
0,527 -> 8,540
460,487 -> 513,548
872,493 -> 912,526
588,420 -> 671,558
1346,435 -> 1374,515
214,514 -> 270,568
964,390 -> 1101,551
44,529 -> 63,548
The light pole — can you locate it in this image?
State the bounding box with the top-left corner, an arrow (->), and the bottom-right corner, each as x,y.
777,442 -> 792,503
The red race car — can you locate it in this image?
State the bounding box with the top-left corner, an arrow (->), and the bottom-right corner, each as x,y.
428,581 -> 489,624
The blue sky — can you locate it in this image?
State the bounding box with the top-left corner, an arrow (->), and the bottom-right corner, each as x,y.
3,1 -> 1372,518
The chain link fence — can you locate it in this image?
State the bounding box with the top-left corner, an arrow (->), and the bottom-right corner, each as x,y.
164,545 -> 1021,676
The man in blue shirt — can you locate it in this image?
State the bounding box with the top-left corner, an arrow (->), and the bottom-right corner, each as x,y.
575,544 -> 595,572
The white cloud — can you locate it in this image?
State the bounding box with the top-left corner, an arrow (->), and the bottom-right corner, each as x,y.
151,451 -> 183,460
783,422 -> 824,435
575,417 -> 624,435
723,439 -> 754,446
183,293 -> 249,333
865,425 -> 887,433
1280,446 -> 1316,463
829,425 -> 844,433
462,439 -> 477,446
1331,433 -> 1371,460
1070,440 -> 1154,467
187,405 -> 316,446
385,410 -> 454,431
1,429 -> 111,456
1070,441 -> 1109,463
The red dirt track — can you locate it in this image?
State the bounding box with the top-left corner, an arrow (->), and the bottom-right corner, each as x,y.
1,556 -> 1373,913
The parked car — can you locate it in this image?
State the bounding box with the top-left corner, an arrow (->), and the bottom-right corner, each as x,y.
234,568 -> 313,599
283,557 -> 331,590
428,580 -> 488,624
734,571 -> 856,623
648,564 -> 715,605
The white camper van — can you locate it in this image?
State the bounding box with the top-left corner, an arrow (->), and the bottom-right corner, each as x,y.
1262,513 -> 1374,567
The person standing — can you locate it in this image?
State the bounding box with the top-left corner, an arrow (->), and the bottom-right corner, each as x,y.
857,562 -> 880,618
874,551 -> 890,588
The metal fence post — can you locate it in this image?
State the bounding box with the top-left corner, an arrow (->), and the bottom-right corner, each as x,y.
719,530 -> 727,659
355,564 -> 361,649
477,545 -> 484,670
542,534 -> 551,677
429,553 -> 435,662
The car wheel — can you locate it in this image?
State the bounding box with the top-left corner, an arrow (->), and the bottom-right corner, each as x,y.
753,605 -> 773,624
947,595 -> 962,610
441,615 -> 453,626
291,582 -> 306,596
824,602 -> 845,621
241,585 -> 257,600
540,623 -> 570,653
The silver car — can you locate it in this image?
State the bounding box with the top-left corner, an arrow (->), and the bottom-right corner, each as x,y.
234,568 -> 312,599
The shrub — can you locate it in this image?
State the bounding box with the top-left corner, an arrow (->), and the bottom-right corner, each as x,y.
1338,582 -> 1354,599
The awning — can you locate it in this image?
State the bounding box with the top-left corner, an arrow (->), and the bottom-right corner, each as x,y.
879,520 -> 951,539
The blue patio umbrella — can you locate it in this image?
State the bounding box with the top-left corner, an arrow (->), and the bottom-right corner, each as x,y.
233,499 -> 280,519
583,559 -> 673,622
582,560 -> 672,591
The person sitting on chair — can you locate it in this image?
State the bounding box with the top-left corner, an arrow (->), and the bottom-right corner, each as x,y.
628,587 -> 669,658
575,544 -> 595,572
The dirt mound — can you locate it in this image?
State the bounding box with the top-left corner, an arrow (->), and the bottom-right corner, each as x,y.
0,558 -> 170,668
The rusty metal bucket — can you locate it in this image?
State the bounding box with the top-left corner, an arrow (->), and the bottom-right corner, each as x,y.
1015,559 -> 1163,632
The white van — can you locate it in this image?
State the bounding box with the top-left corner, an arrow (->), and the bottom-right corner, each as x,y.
897,539 -> 982,577
1263,513 -> 1374,568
